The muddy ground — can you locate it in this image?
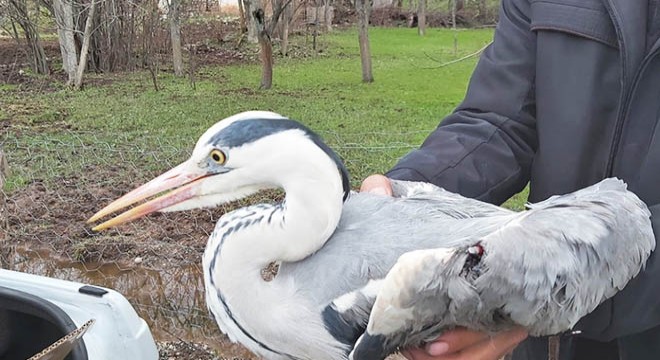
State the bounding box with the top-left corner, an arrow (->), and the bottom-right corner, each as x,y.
2,167 -> 251,358
1,154 -> 285,358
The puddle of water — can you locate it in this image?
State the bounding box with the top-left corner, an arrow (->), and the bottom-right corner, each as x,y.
3,245 -> 251,357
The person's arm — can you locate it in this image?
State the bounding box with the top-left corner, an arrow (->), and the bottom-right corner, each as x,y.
387,0 -> 537,206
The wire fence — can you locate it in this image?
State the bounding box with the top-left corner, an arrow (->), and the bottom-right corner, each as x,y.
0,126 -> 431,358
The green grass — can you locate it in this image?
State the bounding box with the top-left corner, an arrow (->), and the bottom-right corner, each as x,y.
1,26 -> 529,209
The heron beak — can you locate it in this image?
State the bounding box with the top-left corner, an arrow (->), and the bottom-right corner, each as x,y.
87,161 -> 208,231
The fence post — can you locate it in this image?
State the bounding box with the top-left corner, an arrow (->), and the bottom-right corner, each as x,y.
0,147 -> 8,268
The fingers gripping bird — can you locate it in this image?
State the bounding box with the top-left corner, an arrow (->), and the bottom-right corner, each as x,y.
88,112 -> 655,360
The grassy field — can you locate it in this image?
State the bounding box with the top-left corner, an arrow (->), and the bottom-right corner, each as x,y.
1,26 -> 528,209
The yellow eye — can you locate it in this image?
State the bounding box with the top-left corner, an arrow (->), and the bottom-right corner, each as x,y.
210,149 -> 226,164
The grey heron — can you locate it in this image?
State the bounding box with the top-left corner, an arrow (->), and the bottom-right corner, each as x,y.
88,111 -> 655,360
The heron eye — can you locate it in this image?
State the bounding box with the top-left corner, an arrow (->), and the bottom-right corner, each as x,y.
210,149 -> 226,164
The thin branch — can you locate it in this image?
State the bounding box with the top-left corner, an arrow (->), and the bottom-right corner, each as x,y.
74,0 -> 99,89
267,0 -> 293,35
422,41 -> 491,69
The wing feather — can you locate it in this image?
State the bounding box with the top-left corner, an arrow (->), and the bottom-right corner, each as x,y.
351,178 -> 655,360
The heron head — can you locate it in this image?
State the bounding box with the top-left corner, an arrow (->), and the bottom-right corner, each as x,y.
88,111 -> 350,231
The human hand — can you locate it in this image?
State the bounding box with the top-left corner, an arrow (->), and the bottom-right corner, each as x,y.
360,174 -> 393,196
401,327 -> 528,360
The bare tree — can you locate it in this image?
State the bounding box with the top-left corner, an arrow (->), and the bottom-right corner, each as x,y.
52,0 -> 77,83
355,0 -> 373,82
278,0 -> 294,56
243,0 -> 259,43
417,0 -> 425,36
73,0 -> 98,89
253,9 -> 272,89
144,0 -> 161,91
322,0 -> 332,32
253,0 -> 292,89
49,0 -> 100,88
5,0 -> 49,74
167,0 -> 184,76
276,0 -> 306,56
237,0 -> 247,32
79,0 -> 165,74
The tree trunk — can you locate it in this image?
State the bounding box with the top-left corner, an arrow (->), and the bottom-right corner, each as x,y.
74,0 -> 98,90
52,0 -> 78,85
168,0 -> 184,76
27,31 -> 49,74
280,9 -> 290,55
253,8 -> 273,89
8,0 -> 49,74
277,0 -> 295,55
238,0 -> 247,32
244,0 -> 259,43
257,31 -> 273,89
355,0 -> 373,82
323,0 -> 332,32
417,0 -> 426,36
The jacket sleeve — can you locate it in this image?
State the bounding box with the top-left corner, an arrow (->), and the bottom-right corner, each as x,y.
386,0 -> 537,205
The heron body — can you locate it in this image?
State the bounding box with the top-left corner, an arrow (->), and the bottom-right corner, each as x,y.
89,112 -> 655,360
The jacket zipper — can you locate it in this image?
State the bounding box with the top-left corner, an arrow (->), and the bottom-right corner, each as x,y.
602,0 -> 627,176
605,48 -> 660,176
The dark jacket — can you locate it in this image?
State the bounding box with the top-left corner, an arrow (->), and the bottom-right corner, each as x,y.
386,0 -> 660,358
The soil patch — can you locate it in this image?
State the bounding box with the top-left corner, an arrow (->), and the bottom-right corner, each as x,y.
5,165 -> 220,265
5,157 -> 283,264
157,340 -> 255,360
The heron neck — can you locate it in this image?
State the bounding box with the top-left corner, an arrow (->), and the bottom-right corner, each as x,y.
202,175 -> 348,359
216,174 -> 345,271
276,177 -> 344,261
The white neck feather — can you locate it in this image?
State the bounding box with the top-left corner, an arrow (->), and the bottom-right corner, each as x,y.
217,156 -> 344,271
213,130 -> 345,269
202,133 -> 347,359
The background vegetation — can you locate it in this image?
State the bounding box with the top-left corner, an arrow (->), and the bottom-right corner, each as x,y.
2,26 -> 529,206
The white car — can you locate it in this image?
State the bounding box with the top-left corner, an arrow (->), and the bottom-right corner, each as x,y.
0,269 -> 158,360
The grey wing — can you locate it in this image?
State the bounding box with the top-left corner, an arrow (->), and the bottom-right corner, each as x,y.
282,188 -> 513,304
278,186 -> 514,353
481,178 -> 655,335
350,178 -> 655,360
389,179 -> 511,218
